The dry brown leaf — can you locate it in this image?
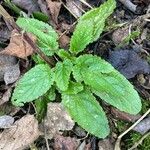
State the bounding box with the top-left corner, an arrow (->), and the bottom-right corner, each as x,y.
111,108 -> 141,122
0,88 -> 12,106
0,29 -> 36,59
0,115 -> 41,150
46,0 -> 62,24
98,138 -> 114,150
54,135 -> 79,150
58,31 -> 70,49
59,34 -> 70,49
44,103 -> 74,139
112,27 -> 129,45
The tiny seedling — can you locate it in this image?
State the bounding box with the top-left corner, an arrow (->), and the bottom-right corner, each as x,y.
12,0 -> 141,138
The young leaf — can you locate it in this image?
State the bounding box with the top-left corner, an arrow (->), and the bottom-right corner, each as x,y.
70,0 -> 116,54
16,18 -> 58,56
62,89 -> 109,138
12,64 -> 54,106
74,55 -> 142,114
57,49 -> 72,60
54,59 -> 73,91
63,81 -> 83,94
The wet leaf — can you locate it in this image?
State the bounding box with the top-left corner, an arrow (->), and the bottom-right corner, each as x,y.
108,50 -> 150,79
0,115 -> 14,128
12,0 -> 40,13
4,63 -> 20,85
133,117 -> 150,134
0,54 -> 20,84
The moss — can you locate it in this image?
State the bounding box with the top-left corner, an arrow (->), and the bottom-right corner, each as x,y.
141,99 -> 150,114
124,132 -> 150,149
117,120 -> 128,133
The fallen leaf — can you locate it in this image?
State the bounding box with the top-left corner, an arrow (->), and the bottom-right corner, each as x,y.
0,54 -> 20,84
12,0 -> 40,13
111,108 -> 141,122
133,117 -> 150,134
45,0 -> 62,24
77,140 -> 92,150
0,88 -> 12,106
38,0 -> 49,15
112,27 -> 129,45
0,29 -> 36,59
44,103 -> 74,139
54,135 -> 79,150
0,103 -> 20,116
74,126 -> 86,137
77,141 -> 86,150
4,63 -> 20,85
108,50 -> 150,79
66,0 -> 82,18
0,24 -> 11,42
0,115 -> 41,150
58,31 -> 70,49
0,115 -> 14,129
98,138 -> 114,150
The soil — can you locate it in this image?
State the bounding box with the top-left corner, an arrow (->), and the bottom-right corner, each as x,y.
0,0 -> 150,150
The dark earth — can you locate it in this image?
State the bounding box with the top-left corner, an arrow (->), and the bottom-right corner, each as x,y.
0,0 -> 150,150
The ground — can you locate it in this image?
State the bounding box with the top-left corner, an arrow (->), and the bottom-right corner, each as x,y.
0,0 -> 150,150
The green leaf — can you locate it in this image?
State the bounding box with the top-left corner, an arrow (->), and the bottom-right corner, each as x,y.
35,97 -> 48,122
12,64 -> 54,106
63,81 -> 83,94
47,86 -> 56,101
57,49 -> 72,60
70,0 -> 116,54
54,59 -> 73,91
74,55 -> 142,114
70,21 -> 94,54
16,18 -> 58,56
62,89 -> 109,138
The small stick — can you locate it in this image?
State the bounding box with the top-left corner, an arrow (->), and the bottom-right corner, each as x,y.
0,4 -> 54,67
114,108 -> 150,150
129,131 -> 150,150
79,0 -> 93,9
118,0 -> 137,13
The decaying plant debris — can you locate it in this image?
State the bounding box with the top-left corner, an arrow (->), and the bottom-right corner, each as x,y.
0,0 -> 150,149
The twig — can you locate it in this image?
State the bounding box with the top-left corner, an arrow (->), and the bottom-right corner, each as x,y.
114,108 -> 150,150
0,4 -> 55,67
79,0 -> 93,9
118,0 -> 137,13
129,131 -> 150,150
59,21 -> 77,39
